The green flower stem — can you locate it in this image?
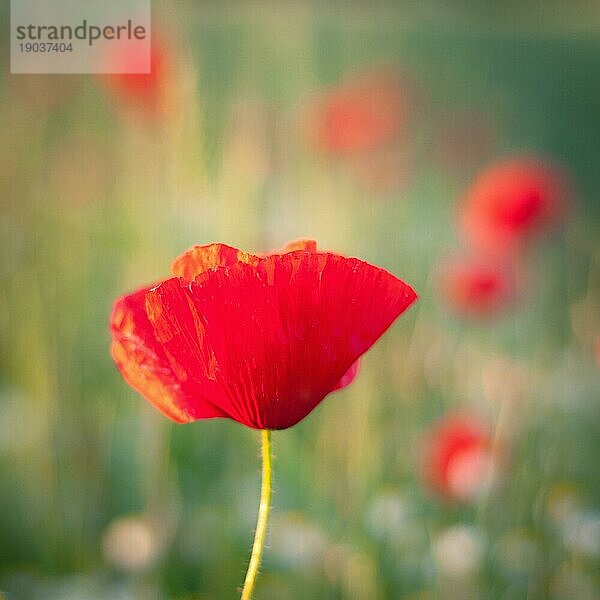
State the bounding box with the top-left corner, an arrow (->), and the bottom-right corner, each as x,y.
241,429 -> 272,600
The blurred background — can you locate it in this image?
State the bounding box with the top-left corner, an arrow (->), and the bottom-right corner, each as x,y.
1,1 -> 599,598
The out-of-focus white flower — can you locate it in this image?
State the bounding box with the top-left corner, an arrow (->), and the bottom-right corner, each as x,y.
269,512 -> 328,570
545,485 -> 600,559
102,515 -> 161,572
364,489 -> 427,566
561,511 -> 600,559
433,525 -> 485,579
546,484 -> 582,526
365,490 -> 410,539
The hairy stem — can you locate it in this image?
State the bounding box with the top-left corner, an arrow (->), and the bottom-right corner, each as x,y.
240,429 -> 272,600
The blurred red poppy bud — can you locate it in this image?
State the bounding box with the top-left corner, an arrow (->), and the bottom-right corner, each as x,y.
310,70 -> 410,156
422,415 -> 500,503
98,36 -> 178,120
438,254 -> 516,318
458,156 -> 569,253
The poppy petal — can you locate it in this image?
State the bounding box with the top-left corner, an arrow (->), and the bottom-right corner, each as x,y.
279,239 -> 318,253
171,243 -> 260,281
146,251 -> 417,429
110,285 -> 228,423
331,359 -> 360,391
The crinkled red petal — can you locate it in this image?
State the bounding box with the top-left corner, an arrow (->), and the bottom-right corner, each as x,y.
110,284 -> 228,423
171,243 -> 260,282
276,239 -> 318,254
146,251 -> 417,429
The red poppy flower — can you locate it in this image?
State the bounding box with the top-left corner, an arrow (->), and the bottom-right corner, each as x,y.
110,240 -> 417,429
422,415 -> 499,503
458,156 -> 568,253
99,37 -> 176,119
438,254 -> 516,318
310,70 -> 409,156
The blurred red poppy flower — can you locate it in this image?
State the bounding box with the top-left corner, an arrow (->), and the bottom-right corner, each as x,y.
438,254 -> 516,318
99,37 -> 176,119
458,156 -> 568,253
422,415 -> 499,503
310,70 -> 409,156
110,240 -> 417,429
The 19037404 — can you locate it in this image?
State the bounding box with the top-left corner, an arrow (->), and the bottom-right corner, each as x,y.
19,42 -> 74,53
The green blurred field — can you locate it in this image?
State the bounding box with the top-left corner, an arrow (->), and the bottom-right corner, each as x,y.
1,2 -> 599,599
